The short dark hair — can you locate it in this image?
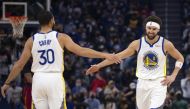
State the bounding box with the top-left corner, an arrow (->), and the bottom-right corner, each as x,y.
37,11 -> 53,26
143,15 -> 162,28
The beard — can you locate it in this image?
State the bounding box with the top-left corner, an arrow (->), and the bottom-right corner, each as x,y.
146,32 -> 157,40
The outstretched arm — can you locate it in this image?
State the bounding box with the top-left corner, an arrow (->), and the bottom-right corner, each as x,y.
1,37 -> 33,97
59,33 -> 121,63
86,40 -> 139,75
161,40 -> 184,86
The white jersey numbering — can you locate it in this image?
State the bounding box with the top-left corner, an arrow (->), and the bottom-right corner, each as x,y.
31,31 -> 64,73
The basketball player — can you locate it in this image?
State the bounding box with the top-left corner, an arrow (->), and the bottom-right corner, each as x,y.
86,16 -> 184,109
1,11 -> 121,109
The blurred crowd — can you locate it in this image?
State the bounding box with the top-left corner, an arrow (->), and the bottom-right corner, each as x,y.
0,0 -> 190,109
182,0 -> 190,72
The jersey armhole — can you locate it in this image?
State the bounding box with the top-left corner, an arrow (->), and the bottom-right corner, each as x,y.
162,38 -> 166,55
56,32 -> 59,38
56,32 -> 64,50
32,35 -> 35,41
137,38 -> 142,53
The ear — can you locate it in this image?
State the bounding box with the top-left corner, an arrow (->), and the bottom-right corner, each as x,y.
52,18 -> 56,25
49,19 -> 54,26
48,20 -> 52,26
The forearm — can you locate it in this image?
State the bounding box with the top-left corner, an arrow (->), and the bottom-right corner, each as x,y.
78,48 -> 107,58
97,59 -> 115,68
173,54 -> 184,75
171,67 -> 180,77
96,49 -> 135,68
171,58 -> 184,78
5,62 -> 24,84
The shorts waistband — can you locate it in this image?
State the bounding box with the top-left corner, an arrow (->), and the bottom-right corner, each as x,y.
138,77 -> 165,81
34,71 -> 62,73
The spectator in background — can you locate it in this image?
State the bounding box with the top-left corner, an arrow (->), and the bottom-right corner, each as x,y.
181,69 -> 190,103
182,16 -> 190,70
72,78 -> 87,96
84,91 -> 101,109
124,82 -> 136,109
0,47 -> 11,82
72,92 -> 87,109
182,16 -> 190,55
66,93 -> 74,109
120,69 -> 136,87
104,80 -> 119,109
6,81 -> 23,109
90,73 -> 107,93
172,91 -> 188,109
118,93 -> 129,109
22,72 -> 32,109
104,80 -> 119,96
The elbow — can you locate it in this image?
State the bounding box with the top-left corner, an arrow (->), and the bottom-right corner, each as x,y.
180,55 -> 184,63
177,55 -> 184,63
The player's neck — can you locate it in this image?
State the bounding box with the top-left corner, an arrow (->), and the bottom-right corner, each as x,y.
146,35 -> 159,45
40,26 -> 52,33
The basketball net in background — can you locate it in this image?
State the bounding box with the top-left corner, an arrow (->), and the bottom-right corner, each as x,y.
9,16 -> 28,38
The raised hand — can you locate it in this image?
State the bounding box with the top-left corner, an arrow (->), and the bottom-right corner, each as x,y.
86,65 -> 100,75
104,53 -> 121,64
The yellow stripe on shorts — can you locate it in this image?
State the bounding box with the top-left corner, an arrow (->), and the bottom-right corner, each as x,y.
62,76 -> 67,109
164,59 -> 167,76
31,100 -> 35,109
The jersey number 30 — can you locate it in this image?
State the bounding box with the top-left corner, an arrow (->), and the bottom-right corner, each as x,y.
38,49 -> 55,65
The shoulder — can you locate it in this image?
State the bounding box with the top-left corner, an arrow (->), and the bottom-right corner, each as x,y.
58,33 -> 70,38
164,39 -> 172,45
163,39 -> 178,53
28,37 -> 33,42
128,39 -> 141,51
57,33 -> 72,41
25,37 -> 33,47
130,39 -> 140,46
57,33 -> 73,47
164,39 -> 175,49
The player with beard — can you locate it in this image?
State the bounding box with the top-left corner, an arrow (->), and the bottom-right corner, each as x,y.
86,16 -> 184,109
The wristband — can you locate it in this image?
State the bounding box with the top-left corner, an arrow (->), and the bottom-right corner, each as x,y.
175,61 -> 183,69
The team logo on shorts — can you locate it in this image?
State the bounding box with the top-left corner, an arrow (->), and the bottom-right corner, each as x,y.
143,51 -> 158,70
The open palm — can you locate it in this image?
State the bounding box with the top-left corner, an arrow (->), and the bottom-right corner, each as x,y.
86,65 -> 100,75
